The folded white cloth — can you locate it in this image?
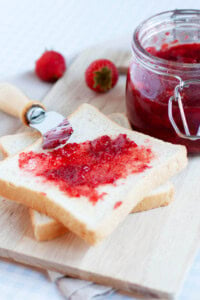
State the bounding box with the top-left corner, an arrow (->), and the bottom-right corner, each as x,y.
48,271 -> 115,300
57,278 -> 114,300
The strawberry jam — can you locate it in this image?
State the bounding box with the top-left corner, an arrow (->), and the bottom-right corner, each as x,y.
114,201 -> 122,209
19,134 -> 153,204
43,119 -> 73,150
151,43 -> 200,64
126,43 -> 200,153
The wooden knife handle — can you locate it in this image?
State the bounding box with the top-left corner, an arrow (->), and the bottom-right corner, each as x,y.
0,83 -> 45,125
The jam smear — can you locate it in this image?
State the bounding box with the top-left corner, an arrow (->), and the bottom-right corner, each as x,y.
126,43 -> 200,153
43,119 -> 73,150
114,201 -> 122,209
19,134 -> 153,204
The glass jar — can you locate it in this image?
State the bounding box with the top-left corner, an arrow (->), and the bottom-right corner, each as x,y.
126,9 -> 200,153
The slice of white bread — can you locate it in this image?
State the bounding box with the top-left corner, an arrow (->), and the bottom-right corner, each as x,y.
0,104 -> 187,244
0,113 -> 174,241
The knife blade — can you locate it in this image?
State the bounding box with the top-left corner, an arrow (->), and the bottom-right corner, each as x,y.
0,83 -> 73,149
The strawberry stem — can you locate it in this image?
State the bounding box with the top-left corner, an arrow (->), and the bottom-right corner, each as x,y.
93,67 -> 112,92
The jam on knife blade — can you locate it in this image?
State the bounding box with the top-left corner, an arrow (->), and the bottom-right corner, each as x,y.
42,119 -> 73,149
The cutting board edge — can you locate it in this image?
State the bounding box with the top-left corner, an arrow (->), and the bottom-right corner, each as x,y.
0,246 -> 175,299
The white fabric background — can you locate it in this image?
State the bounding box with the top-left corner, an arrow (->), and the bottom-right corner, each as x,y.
0,0 -> 200,299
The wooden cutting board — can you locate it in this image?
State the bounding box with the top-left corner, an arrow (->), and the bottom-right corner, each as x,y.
0,37 -> 199,299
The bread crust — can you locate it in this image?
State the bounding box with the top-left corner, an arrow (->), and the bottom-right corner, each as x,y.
29,209 -> 67,241
132,184 -> 174,213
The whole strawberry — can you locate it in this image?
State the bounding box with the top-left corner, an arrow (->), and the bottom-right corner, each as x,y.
85,59 -> 118,93
35,50 -> 66,83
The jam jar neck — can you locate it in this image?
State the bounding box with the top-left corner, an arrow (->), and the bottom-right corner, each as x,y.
132,9 -> 200,74
132,9 -> 200,142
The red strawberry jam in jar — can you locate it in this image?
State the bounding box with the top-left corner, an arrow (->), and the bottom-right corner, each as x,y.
126,10 -> 200,153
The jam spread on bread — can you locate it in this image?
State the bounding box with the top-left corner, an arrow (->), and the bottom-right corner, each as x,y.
114,201 -> 122,209
19,134 -> 153,204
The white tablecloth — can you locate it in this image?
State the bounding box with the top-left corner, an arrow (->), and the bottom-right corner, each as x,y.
0,1 -> 200,299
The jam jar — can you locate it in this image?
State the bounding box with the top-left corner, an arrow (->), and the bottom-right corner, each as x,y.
126,9 -> 200,153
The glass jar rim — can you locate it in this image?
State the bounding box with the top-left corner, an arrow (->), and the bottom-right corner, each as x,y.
133,9 -> 200,71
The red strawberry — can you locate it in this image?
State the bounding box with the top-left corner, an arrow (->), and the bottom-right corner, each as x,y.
35,50 -> 66,83
85,59 -> 118,93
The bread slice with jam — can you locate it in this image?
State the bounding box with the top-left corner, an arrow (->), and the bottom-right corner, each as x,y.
0,112 -> 174,241
0,104 -> 187,244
